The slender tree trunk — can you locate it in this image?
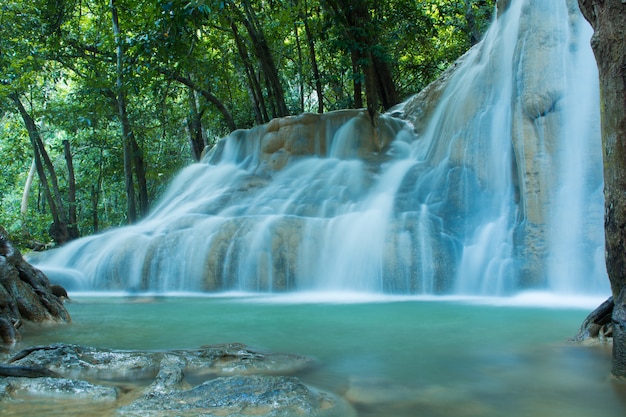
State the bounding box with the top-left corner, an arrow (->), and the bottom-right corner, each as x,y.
229,20 -> 268,123
465,1 -> 479,46
263,72 -> 278,117
21,160 -> 36,216
234,0 -> 290,117
10,94 -> 69,244
111,0 -> 137,223
294,21 -> 305,113
131,135 -> 149,217
350,49 -> 364,109
20,160 -> 36,240
91,147 -> 104,233
577,0 -> 626,380
164,70 -> 238,131
91,185 -> 99,233
302,1 -> 324,113
186,86 -> 205,161
62,140 -> 80,239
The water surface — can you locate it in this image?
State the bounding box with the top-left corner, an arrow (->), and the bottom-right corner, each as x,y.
8,294 -> 625,417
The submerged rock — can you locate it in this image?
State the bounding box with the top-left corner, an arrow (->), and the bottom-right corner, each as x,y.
1,376 -> 118,402
8,344 -> 160,381
343,376 -> 490,417
120,375 -> 355,417
1,343 -> 352,417
8,342 -> 316,381
179,342 -> 317,376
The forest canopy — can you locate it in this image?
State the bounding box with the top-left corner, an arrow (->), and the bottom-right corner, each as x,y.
0,0 -> 495,248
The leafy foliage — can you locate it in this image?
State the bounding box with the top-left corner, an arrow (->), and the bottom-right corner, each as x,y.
0,0 -> 494,249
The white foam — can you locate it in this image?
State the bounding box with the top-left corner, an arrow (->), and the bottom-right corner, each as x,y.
66,290 -> 609,310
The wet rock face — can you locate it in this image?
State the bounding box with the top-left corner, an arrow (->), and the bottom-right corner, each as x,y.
1,377 -> 119,402
0,227 -> 70,345
1,343 -> 355,417
120,375 -> 353,417
8,343 -> 316,381
206,109 -> 404,178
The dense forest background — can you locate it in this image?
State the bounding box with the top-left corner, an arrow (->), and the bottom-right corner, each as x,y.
0,0 -> 494,249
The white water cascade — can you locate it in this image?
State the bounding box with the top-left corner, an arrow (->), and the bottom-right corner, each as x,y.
33,0 -> 609,297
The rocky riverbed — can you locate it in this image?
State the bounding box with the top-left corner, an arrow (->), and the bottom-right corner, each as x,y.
0,342 -> 357,417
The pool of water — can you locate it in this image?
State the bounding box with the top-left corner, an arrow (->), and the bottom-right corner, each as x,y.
5,293 -> 626,417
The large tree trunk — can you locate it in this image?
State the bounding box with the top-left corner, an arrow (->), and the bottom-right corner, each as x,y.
577,0 -> 626,380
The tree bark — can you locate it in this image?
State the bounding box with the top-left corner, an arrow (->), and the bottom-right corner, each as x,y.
131,135 -> 149,218
186,86 -> 206,161
10,94 -> 70,245
232,0 -> 290,118
302,0 -> 324,113
304,22 -> 323,113
110,0 -> 136,223
110,0 -> 150,222
323,0 -> 399,119
166,71 -> 238,131
293,21 -> 305,114
230,20 -> 268,124
62,140 -> 80,240
349,49 -> 364,109
21,160 -> 36,216
577,0 -> 626,380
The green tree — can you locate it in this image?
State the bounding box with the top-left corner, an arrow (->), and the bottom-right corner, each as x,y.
0,0 -> 496,247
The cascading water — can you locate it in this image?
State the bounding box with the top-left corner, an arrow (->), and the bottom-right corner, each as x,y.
33,0 -> 608,297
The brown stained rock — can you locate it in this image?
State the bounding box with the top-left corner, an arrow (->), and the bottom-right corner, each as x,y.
0,227 -> 70,344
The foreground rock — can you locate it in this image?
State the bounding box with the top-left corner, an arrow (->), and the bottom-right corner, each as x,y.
0,376 -> 118,402
121,375 -> 354,417
7,343 -> 316,380
0,227 -> 70,345
571,296 -> 614,343
1,343 -> 355,417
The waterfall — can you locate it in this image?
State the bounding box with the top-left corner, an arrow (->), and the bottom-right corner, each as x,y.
33,0 -> 609,297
